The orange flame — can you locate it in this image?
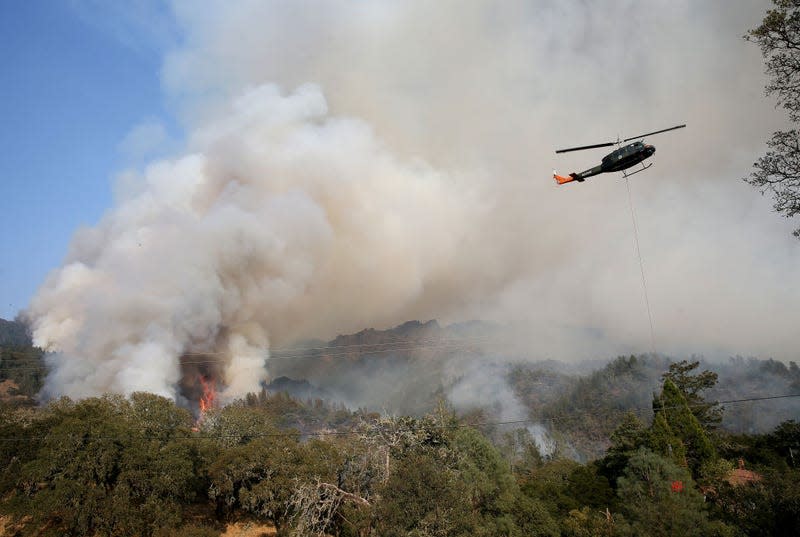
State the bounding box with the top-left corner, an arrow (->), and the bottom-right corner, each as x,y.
198,375 -> 217,417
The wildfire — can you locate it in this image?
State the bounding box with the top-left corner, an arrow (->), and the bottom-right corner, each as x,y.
198,375 -> 218,417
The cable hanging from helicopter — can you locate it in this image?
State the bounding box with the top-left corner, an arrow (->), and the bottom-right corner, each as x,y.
553,124 -> 686,185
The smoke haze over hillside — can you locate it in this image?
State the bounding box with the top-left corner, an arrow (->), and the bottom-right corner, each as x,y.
27,0 -> 800,401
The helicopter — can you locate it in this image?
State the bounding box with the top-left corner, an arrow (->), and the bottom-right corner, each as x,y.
553,124 -> 686,185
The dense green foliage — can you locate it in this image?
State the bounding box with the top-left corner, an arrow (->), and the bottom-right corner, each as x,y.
616,448 -> 733,537
0,368 -> 796,537
525,354 -> 668,458
1,317 -> 797,535
1,394 -> 204,536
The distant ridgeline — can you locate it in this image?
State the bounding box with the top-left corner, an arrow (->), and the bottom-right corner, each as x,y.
0,318 -> 31,347
2,316 -> 799,452
0,317 -> 43,404
268,320 -> 800,459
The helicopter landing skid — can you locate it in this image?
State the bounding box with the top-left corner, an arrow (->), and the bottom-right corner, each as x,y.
622,162 -> 652,179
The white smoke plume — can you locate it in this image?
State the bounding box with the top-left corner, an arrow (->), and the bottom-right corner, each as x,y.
29,0 -> 800,402
447,358 -> 555,457
29,83 -> 506,400
159,0 -> 800,363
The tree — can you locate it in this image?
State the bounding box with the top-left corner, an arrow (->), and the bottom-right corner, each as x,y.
710,466 -> 800,537
497,428 -> 545,473
564,464 -> 616,513
609,412 -> 647,454
519,458 -> 583,520
290,413 -> 459,537
650,379 -> 716,475
561,507 -> 631,537
375,451 -> 474,537
208,435 -> 339,532
199,402 -> 279,448
661,360 -> 722,430
617,448 -> 735,537
746,0 -> 800,236
647,409 -> 688,468
4,395 -> 202,537
769,419 -> 800,467
598,412 -> 648,488
0,404 -> 55,496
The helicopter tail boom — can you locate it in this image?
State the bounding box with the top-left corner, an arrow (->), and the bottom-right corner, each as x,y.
553,171 -> 579,185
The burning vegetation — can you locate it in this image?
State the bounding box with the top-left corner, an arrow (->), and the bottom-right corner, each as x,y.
198,375 -> 218,416
1,316 -> 800,536
179,354 -> 224,419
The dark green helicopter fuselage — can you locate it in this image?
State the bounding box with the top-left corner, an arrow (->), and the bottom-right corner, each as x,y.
570,141 -> 656,181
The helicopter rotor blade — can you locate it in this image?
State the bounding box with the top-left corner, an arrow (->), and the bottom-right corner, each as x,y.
622,124 -> 686,143
555,141 -> 616,154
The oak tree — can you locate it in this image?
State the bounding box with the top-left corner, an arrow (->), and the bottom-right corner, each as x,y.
747,0 -> 800,236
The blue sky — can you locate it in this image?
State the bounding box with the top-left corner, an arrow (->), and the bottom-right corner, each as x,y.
0,2 -> 170,319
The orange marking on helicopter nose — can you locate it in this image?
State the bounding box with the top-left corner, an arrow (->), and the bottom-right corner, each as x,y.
554,173 -> 575,185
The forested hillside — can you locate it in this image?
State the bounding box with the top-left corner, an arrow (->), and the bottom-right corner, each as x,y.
1,317 -> 799,535
267,321 -> 800,460
0,318 -> 42,406
2,317 -> 798,458
0,380 -> 797,536
0,318 -> 30,347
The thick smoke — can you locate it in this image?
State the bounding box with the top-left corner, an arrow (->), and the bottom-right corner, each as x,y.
29,0 -> 800,402
447,358 -> 555,457
161,0 -> 800,361
29,84 -> 505,400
